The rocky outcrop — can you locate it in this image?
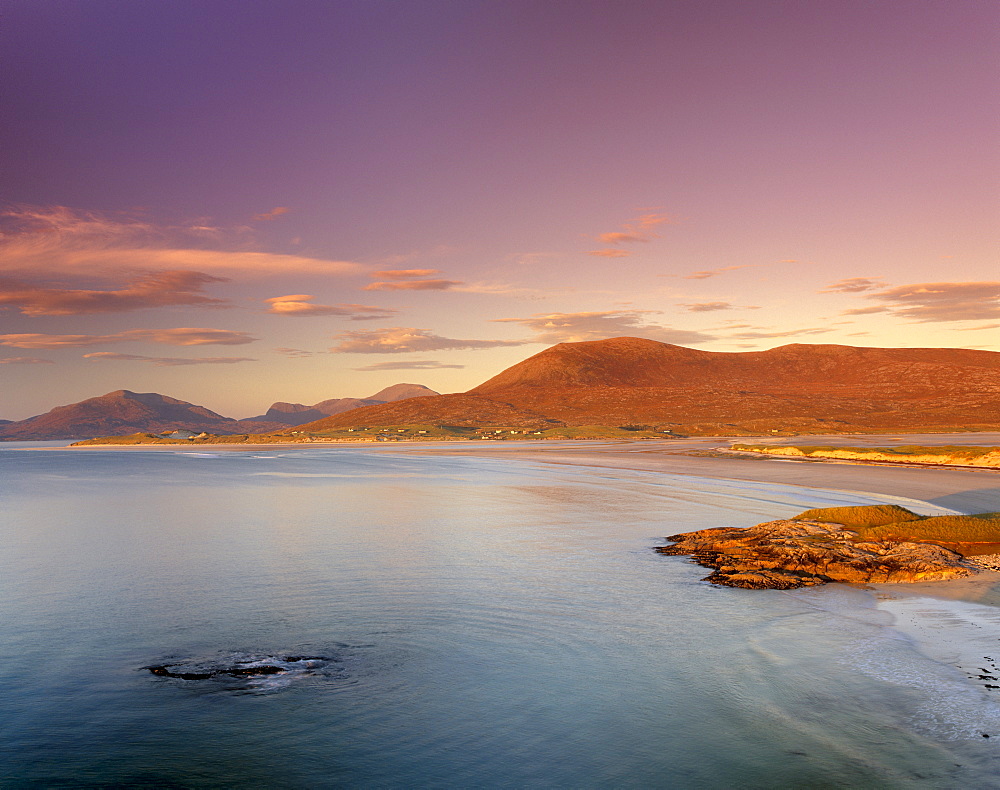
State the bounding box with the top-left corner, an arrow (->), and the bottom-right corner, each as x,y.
657,519 -> 978,589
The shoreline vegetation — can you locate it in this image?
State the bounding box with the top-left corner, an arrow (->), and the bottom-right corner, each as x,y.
730,443 -> 1000,469
68,424 -> 690,446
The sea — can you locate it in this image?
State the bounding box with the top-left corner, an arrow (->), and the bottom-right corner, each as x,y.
3,441 -> 1000,789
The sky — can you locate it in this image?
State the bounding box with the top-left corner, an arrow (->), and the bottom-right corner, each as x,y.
1,0 -> 997,420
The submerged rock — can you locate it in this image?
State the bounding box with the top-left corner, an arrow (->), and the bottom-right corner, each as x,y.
145,653 -> 331,684
657,519 -> 978,589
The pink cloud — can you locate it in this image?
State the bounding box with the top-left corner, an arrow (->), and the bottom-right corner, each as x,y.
681,266 -> 746,280
83,353 -> 256,366
264,295 -> 399,319
0,328 -> 255,349
273,347 -> 319,357
586,249 -> 632,258
364,280 -> 462,291
597,232 -> 648,244
252,206 -> 291,221
821,277 -> 888,293
592,212 -> 673,248
0,205 -> 363,278
330,327 -> 525,353
353,360 -> 465,370
0,356 -> 53,365
680,302 -> 733,312
856,282 -> 1000,322
494,310 -> 714,345
0,270 -> 228,316
371,269 -> 442,279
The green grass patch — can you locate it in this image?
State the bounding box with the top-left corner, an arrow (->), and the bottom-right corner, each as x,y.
792,504 -> 1000,544
860,514 -> 1000,543
733,443 -> 998,459
793,505 -> 923,527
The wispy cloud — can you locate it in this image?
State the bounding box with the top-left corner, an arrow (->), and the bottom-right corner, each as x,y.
586,249 -> 632,258
0,356 -> 53,365
679,301 -> 734,312
371,269 -> 442,279
726,327 -> 834,339
330,327 -> 525,354
494,310 -> 715,345
252,206 -> 290,222
0,328 -> 256,349
587,212 -> 673,257
0,270 -> 228,316
273,347 -> 318,357
680,266 -> 746,280
595,213 -> 672,245
364,279 -> 462,291
83,353 -> 256,366
953,322 -> 1000,331
848,282 -> 1000,322
821,277 -> 888,293
354,360 -> 465,371
0,205 -> 363,278
264,295 -> 399,319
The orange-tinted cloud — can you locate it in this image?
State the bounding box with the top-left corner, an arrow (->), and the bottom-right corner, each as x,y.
0,328 -> 255,349
680,302 -> 733,312
0,205 -> 362,277
273,347 -> 318,357
364,279 -> 462,291
330,327 -> 525,353
593,212 -> 673,248
252,206 -> 290,221
587,249 -> 632,258
371,269 -> 442,279
681,266 -> 746,280
821,277 -> 887,293
0,356 -> 53,364
264,295 -> 399,319
851,282 -> 1000,322
0,270 -> 227,316
596,232 -> 647,244
83,352 -> 256,366
354,360 -> 465,370
494,310 -> 714,345
726,327 -> 834,339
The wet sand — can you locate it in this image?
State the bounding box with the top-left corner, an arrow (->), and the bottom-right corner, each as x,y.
391,436 -> 1000,514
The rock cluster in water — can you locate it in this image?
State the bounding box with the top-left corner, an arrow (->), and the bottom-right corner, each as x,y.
145,653 -> 330,681
656,519 -> 978,589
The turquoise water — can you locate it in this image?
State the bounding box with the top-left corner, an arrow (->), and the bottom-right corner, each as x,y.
2,444 -> 999,788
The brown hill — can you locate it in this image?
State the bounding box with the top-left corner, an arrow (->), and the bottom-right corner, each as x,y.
294,338 -> 1000,434
243,383 -> 439,426
0,390 -> 287,440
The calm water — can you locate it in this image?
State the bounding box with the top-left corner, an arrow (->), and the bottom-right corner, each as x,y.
2,443 -> 1000,788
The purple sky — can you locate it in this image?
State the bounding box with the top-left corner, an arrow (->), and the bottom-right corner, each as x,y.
2,0 -> 997,420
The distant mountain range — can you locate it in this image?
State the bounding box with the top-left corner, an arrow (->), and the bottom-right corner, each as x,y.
7,339 -> 1000,440
0,384 -> 438,440
294,338 -> 1000,435
245,383 -> 439,425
